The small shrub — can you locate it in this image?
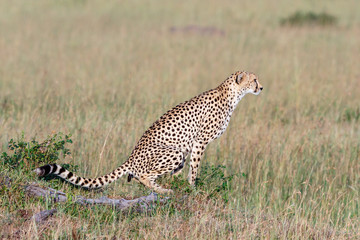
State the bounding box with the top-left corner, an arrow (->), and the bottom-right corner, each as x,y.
340,107 -> 360,122
196,164 -> 236,203
1,132 -> 75,172
281,11 -> 337,26
167,163 -> 236,203
169,175 -> 193,193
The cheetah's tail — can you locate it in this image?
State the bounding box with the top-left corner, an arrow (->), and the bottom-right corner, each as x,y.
33,164 -> 127,189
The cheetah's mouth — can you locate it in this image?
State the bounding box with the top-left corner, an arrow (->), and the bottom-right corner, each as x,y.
254,81 -> 259,93
253,80 -> 263,95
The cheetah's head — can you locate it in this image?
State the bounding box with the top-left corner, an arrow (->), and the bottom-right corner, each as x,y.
235,71 -> 263,96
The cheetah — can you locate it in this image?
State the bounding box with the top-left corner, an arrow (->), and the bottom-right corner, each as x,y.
34,71 -> 263,194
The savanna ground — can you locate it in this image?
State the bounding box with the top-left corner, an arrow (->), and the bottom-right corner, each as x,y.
0,0 -> 359,239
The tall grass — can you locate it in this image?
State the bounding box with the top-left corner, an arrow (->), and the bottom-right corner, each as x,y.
0,0 -> 359,239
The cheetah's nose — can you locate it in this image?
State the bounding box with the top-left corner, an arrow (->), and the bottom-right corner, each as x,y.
260,87 -> 263,91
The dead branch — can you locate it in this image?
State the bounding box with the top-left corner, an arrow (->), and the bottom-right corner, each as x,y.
0,174 -> 12,188
25,184 -> 169,213
32,209 -> 57,224
25,184 -> 68,202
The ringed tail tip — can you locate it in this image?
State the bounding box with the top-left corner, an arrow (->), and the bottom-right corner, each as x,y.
33,167 -> 45,176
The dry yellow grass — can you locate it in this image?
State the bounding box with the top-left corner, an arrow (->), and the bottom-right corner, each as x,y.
0,0 -> 359,239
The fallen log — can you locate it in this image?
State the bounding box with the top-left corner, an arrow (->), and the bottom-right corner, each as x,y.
25,184 -> 169,213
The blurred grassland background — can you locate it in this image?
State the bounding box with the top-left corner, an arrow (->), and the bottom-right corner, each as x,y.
0,0 -> 359,239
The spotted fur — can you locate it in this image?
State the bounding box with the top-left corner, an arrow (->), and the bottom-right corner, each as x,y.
34,71 -> 263,194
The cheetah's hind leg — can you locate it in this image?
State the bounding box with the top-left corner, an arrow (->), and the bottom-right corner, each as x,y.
171,157 -> 185,177
135,144 -> 185,194
139,175 -> 173,194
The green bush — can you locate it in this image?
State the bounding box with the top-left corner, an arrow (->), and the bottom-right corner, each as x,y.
1,132 -> 74,172
281,11 -> 337,26
196,164 -> 236,203
168,163 -> 236,203
341,107 -> 360,122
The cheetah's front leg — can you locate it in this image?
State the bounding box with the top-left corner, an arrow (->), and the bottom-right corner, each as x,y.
188,141 -> 207,185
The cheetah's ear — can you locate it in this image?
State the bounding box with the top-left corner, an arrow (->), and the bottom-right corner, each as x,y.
236,72 -> 244,84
